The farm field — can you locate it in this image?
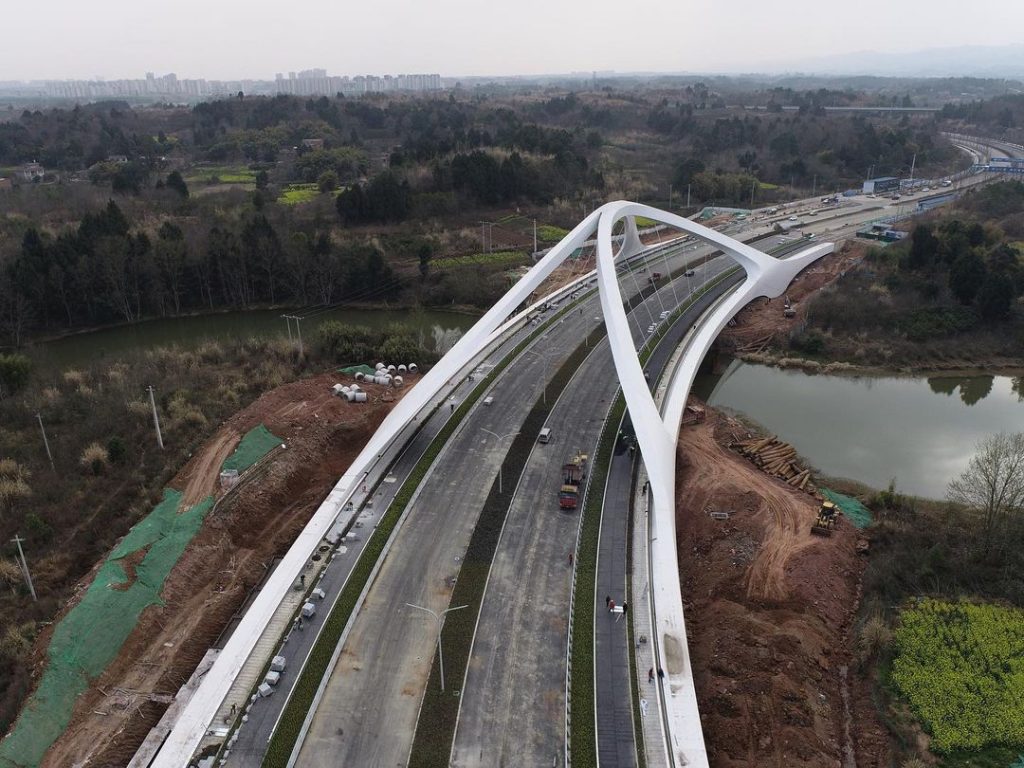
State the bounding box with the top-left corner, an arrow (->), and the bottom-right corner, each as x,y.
277,183 -> 321,205
891,599 -> 1024,755
431,250 -> 529,269
184,165 -> 257,184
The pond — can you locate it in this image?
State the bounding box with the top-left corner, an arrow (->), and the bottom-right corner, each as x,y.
694,360 -> 1024,499
27,306 -> 477,371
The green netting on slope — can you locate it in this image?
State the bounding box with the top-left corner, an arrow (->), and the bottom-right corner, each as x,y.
337,363 -> 377,377
220,424 -> 282,473
0,489 -> 213,768
821,488 -> 873,529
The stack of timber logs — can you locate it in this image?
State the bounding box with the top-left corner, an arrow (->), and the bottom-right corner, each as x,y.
734,435 -> 817,494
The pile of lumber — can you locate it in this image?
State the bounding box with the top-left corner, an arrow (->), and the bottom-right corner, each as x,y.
734,435 -> 817,494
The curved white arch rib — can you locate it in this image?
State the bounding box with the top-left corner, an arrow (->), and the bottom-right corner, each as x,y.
149,201 -> 830,768
595,201 -> 832,767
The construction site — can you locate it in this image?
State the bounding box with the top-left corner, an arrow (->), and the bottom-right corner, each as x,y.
1,369 -> 414,768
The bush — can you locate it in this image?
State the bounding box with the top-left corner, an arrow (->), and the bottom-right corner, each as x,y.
0,354 -> 32,398
106,436 -> 128,465
857,615 -> 891,663
79,443 -> 109,475
789,330 -> 826,356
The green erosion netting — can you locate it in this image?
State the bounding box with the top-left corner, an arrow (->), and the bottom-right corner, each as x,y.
337,364 -> 376,377
821,488 -> 873,529
221,424 -> 282,473
0,489 -> 213,768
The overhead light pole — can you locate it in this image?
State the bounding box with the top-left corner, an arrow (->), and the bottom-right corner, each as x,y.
481,428 -> 519,493
406,602 -> 468,692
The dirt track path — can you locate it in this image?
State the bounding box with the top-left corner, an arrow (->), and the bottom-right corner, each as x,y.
178,428 -> 240,507
676,421 -> 813,601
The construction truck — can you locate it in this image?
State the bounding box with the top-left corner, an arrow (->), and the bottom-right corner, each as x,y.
811,500 -> 838,536
559,452 -> 588,510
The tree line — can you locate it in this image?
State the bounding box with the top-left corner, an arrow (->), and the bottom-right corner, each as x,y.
1,201 -> 401,344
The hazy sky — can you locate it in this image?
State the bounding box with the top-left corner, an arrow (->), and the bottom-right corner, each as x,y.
4,0 -> 1023,80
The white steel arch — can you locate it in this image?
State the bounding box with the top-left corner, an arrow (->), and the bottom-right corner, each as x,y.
148,202 -> 831,768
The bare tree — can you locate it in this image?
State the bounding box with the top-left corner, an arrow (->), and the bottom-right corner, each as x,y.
947,432 -> 1024,554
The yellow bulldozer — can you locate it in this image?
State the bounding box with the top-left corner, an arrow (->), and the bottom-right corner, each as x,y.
811,500 -> 838,536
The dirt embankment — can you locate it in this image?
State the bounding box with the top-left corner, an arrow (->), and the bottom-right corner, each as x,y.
717,242 -> 867,358
41,371 -> 412,768
676,404 -> 890,767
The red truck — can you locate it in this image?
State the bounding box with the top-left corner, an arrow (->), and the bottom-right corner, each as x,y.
559,453 -> 588,509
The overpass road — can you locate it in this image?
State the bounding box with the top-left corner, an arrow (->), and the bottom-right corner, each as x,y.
163,133 -> 1015,768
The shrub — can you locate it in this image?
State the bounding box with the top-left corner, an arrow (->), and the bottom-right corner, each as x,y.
126,399 -> 150,418
0,354 -> 32,398
107,436 -> 128,465
857,615 -> 891,662
900,758 -> 927,768
62,369 -> 86,387
79,443 -> 109,475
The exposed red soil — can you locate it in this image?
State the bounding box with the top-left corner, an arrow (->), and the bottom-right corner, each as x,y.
41,370 -> 414,768
676,404 -> 890,767
717,242 -> 868,354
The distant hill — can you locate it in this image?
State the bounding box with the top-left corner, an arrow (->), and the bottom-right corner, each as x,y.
754,44 -> 1024,80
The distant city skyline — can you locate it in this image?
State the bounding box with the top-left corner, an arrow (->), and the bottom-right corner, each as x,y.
3,0 -> 1023,81
8,69 -> 443,101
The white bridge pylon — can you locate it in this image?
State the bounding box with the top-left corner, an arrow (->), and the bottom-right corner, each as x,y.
147,201 -> 830,768
594,202 -> 831,767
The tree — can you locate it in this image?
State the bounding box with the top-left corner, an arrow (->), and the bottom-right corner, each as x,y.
905,225 -> 939,270
418,243 -> 433,280
948,252 -> 986,305
165,170 -> 189,198
317,170 -> 338,192
947,432 -> 1024,554
0,353 -> 31,398
977,272 -> 1014,321
255,170 -> 269,190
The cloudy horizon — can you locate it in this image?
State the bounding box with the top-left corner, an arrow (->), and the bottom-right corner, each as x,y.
3,0 -> 1023,81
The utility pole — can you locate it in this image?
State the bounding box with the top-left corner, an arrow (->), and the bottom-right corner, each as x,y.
36,413 -> 54,470
533,219 -> 537,254
812,174 -> 817,197
908,152 -> 917,187
686,183 -> 691,209
11,535 -> 37,602
668,183 -> 673,210
292,316 -> 305,357
282,314 -> 293,342
406,603 -> 467,692
147,385 -> 164,450
750,179 -> 756,208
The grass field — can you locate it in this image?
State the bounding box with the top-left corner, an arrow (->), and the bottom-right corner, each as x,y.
432,250 -> 529,270
891,599 -> 1024,754
537,224 -> 570,242
277,183 -> 321,205
185,166 -> 257,185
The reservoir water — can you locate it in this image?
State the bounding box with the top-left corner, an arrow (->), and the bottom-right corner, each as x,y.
695,360 -> 1024,499
30,307 -> 476,370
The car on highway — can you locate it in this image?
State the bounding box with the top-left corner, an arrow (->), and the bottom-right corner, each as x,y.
684,269 -> 695,277
788,215 -> 798,221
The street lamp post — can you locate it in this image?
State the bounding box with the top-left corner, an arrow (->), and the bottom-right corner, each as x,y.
523,345 -> 553,405
406,602 -> 468,692
481,428 -> 519,493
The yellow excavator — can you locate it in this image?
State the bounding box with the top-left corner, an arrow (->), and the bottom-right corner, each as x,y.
811,500 -> 838,536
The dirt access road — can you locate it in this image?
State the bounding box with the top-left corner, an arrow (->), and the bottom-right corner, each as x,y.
40,371 -> 411,768
675,405 -> 890,767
